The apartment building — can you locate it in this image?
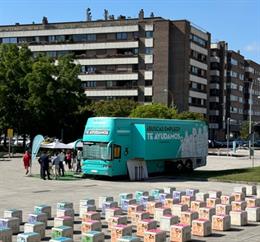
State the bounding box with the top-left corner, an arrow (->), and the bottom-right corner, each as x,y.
209,42 -> 260,140
0,12 -> 210,115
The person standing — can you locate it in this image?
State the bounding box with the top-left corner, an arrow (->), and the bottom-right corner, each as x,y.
58,150 -> 65,176
22,150 -> 31,175
38,151 -> 51,180
76,149 -> 82,173
65,150 -> 72,170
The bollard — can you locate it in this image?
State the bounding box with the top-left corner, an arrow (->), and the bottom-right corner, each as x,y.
24,222 -> 45,239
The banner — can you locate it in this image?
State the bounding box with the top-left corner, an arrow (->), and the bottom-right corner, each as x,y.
32,135 -> 44,161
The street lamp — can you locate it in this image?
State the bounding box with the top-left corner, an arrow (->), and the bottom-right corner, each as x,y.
226,117 -> 230,156
163,88 -> 174,108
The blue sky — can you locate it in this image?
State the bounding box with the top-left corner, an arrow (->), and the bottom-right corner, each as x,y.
0,0 -> 259,62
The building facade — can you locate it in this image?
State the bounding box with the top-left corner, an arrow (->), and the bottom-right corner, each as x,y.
209,42 -> 260,140
0,14 -> 210,116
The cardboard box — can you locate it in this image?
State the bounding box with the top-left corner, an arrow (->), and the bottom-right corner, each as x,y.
170,224 -> 191,242
102,201 -> 118,214
230,211 -> 248,226
49,237 -> 73,242
98,196 -> 113,209
181,195 -> 195,208
28,213 -> 48,228
232,192 -> 245,201
164,198 -> 179,209
136,219 -> 157,237
154,207 -> 171,222
172,191 -> 186,201
80,199 -> 95,207
146,202 -> 163,215
119,193 -> 133,205
172,204 -> 188,217
216,204 -> 231,215
139,196 -> 154,208
195,192 -> 209,202
245,185 -> 257,196
127,204 -> 144,219
108,216 -> 128,230
105,207 -> 122,221
212,215 -> 231,231
186,189 -> 199,197
0,217 -> 20,234
117,236 -> 140,242
150,189 -> 164,200
81,220 -> 102,233
4,209 -> 22,224
54,216 -> 73,228
82,231 -> 105,242
158,193 -> 171,203
164,187 -> 176,195
82,211 -> 101,222
34,205 -> 51,219
245,196 -> 260,207
190,201 -> 206,213
57,202 -> 73,210
191,219 -> 211,237
199,207 -> 215,221
0,227 -> 12,242
121,199 -> 137,211
111,224 -> 132,242
131,211 -> 150,226
231,201 -> 247,211
56,208 -> 74,220
17,232 -> 41,242
208,191 -> 222,199
51,226 -> 73,238
233,186 -> 246,195
24,222 -> 45,239
135,191 -> 149,202
144,229 -> 166,242
206,198 -> 221,208
220,195 -> 235,205
80,205 -> 96,218
180,211 -> 198,226
245,207 -> 260,222
160,215 -> 179,231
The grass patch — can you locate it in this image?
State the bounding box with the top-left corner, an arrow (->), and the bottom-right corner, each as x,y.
31,171 -> 82,181
178,166 -> 260,183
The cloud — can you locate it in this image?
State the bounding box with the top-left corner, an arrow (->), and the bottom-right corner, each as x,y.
244,42 -> 260,52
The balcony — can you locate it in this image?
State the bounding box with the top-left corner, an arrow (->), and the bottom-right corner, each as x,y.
75,57 -> 139,65
210,56 -> 220,63
79,72 -> 138,81
85,89 -> 138,97
210,70 -> 220,76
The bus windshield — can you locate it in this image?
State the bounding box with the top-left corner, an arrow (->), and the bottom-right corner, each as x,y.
83,142 -> 111,160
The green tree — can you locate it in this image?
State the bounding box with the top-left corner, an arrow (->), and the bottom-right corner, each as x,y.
130,103 -> 178,119
90,99 -> 138,117
240,121 -> 250,140
177,111 -> 205,121
0,44 -> 33,141
25,54 -> 85,140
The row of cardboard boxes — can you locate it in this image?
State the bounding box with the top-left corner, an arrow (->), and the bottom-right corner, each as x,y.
0,185 -> 259,242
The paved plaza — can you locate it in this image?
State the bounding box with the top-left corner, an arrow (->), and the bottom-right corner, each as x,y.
0,151 -> 260,241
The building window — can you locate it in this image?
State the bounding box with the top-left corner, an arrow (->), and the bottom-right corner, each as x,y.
190,34 -> 207,47
2,37 -> 17,43
145,96 -> 152,102
145,80 -> 152,86
191,50 -> 207,63
230,82 -> 238,90
116,32 -> 128,40
86,81 -> 96,88
230,58 -> 238,66
145,47 -> 153,55
239,74 -> 244,80
86,66 -> 96,74
145,31 -> 153,38
56,35 -> 65,42
145,64 -> 153,70
48,36 -> 56,43
239,85 -> 243,91
87,34 -> 96,41
190,65 -> 207,78
73,34 -> 87,42
228,71 -> 238,78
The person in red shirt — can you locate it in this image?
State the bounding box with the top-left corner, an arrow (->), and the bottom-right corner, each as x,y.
23,150 -> 31,175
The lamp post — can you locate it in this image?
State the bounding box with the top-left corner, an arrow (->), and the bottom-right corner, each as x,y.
163,88 -> 174,108
227,117 -> 230,156
249,81 -> 253,159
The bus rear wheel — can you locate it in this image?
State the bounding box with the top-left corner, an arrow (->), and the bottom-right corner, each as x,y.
184,159 -> 194,173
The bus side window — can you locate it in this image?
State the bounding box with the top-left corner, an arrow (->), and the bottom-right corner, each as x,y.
113,145 -> 121,159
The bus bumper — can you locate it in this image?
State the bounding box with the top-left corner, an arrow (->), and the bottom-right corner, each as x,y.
81,160 -> 113,176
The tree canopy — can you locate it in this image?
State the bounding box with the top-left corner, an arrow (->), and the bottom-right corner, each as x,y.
0,44 -> 86,142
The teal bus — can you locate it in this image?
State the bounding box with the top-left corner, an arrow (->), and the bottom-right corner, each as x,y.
81,117 -> 208,180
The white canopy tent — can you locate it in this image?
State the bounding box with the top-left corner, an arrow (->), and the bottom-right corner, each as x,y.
66,140 -> 83,149
40,140 -> 69,149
